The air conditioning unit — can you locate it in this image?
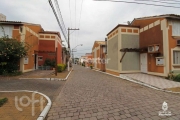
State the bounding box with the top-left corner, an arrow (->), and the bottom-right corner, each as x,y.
154,45 -> 159,52
148,46 -> 154,52
177,40 -> 180,46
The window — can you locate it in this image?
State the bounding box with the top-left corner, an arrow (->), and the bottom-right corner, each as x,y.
103,47 -> 106,53
24,57 -> 29,64
173,51 -> 180,64
38,56 -> 43,61
20,26 -> 23,33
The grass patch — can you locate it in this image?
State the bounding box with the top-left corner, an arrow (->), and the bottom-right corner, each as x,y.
0,97 -> 8,107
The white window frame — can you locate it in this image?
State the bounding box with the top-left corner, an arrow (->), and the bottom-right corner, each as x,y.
173,50 -> 180,65
38,56 -> 43,61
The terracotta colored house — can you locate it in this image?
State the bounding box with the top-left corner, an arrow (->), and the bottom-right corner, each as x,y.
79,56 -> 87,65
38,31 -> 63,67
92,41 -> 106,71
0,21 -> 43,72
106,14 -> 180,77
0,20 -> 63,72
84,53 -> 92,67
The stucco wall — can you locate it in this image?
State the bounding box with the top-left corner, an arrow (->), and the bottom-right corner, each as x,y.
106,35 -> 118,70
121,34 -> 140,71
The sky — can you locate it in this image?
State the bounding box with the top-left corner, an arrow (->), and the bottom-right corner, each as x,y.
0,0 -> 179,57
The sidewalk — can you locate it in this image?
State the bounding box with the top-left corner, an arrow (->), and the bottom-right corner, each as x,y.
120,73 -> 180,89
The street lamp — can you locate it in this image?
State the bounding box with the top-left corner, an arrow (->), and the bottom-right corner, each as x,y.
72,44 -> 83,64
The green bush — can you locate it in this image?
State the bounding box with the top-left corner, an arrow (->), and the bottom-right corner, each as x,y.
90,65 -> 93,69
173,74 -> 180,82
44,59 -> 55,67
0,98 -> 8,107
57,64 -> 66,72
2,70 -> 22,76
0,36 -> 29,75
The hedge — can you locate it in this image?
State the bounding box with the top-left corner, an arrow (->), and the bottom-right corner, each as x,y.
57,64 -> 66,72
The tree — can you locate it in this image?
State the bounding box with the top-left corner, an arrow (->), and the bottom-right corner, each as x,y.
0,36 -> 30,75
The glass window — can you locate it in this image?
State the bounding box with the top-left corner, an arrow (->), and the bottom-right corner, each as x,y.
173,51 -> 180,64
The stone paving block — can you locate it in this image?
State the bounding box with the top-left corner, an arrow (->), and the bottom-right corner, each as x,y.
89,117 -> 97,120
96,115 -> 103,119
64,117 -> 71,120
67,113 -> 74,117
45,65 -> 180,120
85,114 -> 91,118
108,117 -> 115,120
79,115 -> 85,119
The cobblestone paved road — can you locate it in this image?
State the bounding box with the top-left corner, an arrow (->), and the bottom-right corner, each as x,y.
0,78 -> 65,101
47,65 -> 180,120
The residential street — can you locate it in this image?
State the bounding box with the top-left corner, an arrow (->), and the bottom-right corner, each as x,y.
47,65 -> 180,120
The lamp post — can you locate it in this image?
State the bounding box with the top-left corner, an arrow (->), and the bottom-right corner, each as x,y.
72,44 -> 83,64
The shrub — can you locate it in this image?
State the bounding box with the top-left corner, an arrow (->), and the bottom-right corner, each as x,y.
57,64 -> 66,72
0,36 -> 29,75
0,98 -> 8,107
2,70 -> 22,76
173,74 -> 180,82
44,59 -> 55,67
90,65 -> 93,69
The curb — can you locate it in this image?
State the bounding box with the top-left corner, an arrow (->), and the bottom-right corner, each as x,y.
19,68 -> 73,81
92,69 -> 180,94
0,90 -> 51,120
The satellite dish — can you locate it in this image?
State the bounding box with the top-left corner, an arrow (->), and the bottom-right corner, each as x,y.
127,21 -> 131,25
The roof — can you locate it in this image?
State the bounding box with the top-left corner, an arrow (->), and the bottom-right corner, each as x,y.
85,53 -> 92,56
0,20 -> 23,25
0,20 -> 41,26
107,24 -> 139,36
131,14 -> 180,25
39,31 -> 61,38
95,41 -> 105,45
134,14 -> 180,20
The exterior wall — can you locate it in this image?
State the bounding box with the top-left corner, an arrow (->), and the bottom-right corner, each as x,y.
121,34 -> 140,71
92,42 -> 99,69
106,35 -> 119,71
140,22 -> 164,74
168,21 -> 180,72
0,13 -> 6,21
106,69 -> 119,76
92,43 -> 106,71
23,25 -> 40,72
57,42 -> 62,64
119,27 -> 140,73
84,54 -> 92,67
132,18 -> 164,28
38,33 -> 62,66
39,40 -> 55,51
97,49 -> 100,69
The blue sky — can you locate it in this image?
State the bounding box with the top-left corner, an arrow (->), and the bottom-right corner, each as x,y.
0,0 -> 179,57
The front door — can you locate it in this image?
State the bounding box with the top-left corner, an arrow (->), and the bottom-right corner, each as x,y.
34,54 -> 37,69
140,53 -> 147,73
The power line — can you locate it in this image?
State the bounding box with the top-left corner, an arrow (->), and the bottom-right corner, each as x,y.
135,0 -> 180,4
76,0 -> 84,48
69,0 -> 72,27
78,0 -> 84,29
54,0 -> 67,35
48,0 -> 68,43
93,0 -> 180,8
75,0 -> 77,46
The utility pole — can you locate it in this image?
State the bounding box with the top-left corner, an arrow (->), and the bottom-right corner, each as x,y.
67,28 -> 79,71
